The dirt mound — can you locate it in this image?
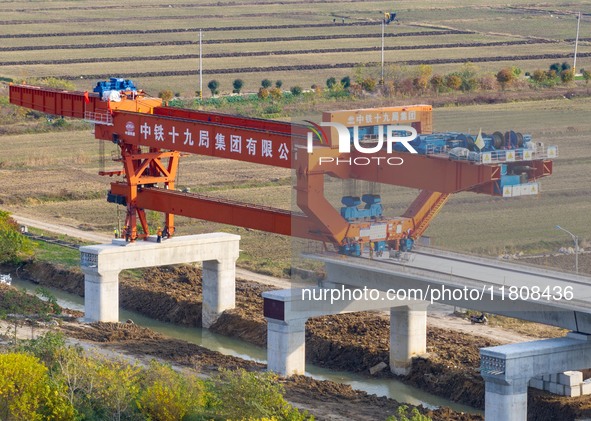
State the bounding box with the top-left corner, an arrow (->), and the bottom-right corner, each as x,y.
120,266 -> 204,326
63,321 -> 163,342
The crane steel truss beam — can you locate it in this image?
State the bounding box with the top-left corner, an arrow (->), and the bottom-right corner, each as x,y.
9,84 -> 553,248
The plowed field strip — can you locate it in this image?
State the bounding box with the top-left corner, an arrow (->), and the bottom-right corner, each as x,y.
2,39 -> 553,66
53,52 -> 591,80
0,22 -> 379,38
1,11 -> 387,25
0,30 -> 469,52
1,0 -> 367,13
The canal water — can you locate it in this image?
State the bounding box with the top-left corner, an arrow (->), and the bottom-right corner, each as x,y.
10,276 -> 480,415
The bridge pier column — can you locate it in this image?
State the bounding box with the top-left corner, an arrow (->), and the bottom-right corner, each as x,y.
202,258 -> 237,328
266,317 -> 307,376
484,377 -> 528,421
390,304 -> 428,375
82,268 -> 120,322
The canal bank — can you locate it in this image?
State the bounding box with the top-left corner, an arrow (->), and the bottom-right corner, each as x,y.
9,274 -> 479,415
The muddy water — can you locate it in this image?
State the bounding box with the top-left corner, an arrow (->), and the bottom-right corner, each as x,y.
12,277 -> 481,415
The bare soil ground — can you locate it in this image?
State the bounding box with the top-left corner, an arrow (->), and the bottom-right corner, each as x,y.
8,254 -> 591,420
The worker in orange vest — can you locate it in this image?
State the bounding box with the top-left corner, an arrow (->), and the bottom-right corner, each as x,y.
157,227 -> 162,243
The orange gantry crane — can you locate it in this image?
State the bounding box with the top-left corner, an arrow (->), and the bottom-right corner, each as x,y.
9,80 -> 554,255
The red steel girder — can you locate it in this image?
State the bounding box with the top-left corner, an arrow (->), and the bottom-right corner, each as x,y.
95,111 -> 303,169
109,183 -> 326,241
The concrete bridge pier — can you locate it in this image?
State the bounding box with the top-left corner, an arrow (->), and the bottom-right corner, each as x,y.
80,233 -> 240,326
202,258 -> 238,328
390,304 -> 428,375
481,332 -> 591,421
267,317 -> 307,376
81,268 -> 120,323
262,286 -> 422,376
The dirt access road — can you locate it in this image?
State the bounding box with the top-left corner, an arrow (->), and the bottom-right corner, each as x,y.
12,212 -> 295,289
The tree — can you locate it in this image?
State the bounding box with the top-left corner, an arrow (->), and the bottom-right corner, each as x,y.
561,62 -> 571,72
207,80 -> 219,97
430,74 -> 445,93
326,77 -> 337,89
341,75 -> 351,89
274,80 -> 283,89
261,79 -> 272,89
232,79 -> 244,94
0,353 -> 75,421
445,74 -> 462,90
583,69 -> 591,85
496,68 -> 516,90
158,90 -> 174,103
290,86 -> 303,96
0,211 -> 33,264
560,69 -> 574,84
549,62 -> 561,73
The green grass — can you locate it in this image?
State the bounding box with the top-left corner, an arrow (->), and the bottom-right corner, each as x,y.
31,240 -> 81,267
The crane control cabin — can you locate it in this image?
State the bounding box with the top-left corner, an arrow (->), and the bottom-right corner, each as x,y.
9,78 -> 556,256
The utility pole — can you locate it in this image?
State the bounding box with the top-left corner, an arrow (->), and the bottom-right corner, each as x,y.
199,29 -> 203,101
574,12 -> 581,75
381,18 -> 385,84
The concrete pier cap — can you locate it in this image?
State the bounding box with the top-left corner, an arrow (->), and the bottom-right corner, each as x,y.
481,332 -> 591,421
80,233 -> 240,326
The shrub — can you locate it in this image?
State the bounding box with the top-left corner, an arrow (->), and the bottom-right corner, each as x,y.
341,75 -> 351,88
275,80 -> 283,88
496,68 -> 516,89
211,369 -> 310,421
430,74 -> 445,93
531,69 -> 547,83
445,74 -> 462,90
158,89 -> 174,103
360,76 -> 377,93
560,69 -> 574,83
0,210 -> 34,264
137,361 -> 208,421
269,87 -> 282,100
290,86 -> 303,96
261,79 -> 272,89
326,77 -> 337,89
0,353 -> 75,421
258,87 -> 269,99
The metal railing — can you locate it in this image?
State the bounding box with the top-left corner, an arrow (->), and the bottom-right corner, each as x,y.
84,111 -> 113,125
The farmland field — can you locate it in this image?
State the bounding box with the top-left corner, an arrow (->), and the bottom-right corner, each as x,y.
1,0 -> 589,94
1,0 -> 590,276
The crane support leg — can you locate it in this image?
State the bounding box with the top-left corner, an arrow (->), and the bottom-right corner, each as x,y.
118,145 -> 180,241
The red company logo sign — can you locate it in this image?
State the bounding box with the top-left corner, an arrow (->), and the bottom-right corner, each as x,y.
125,121 -> 136,136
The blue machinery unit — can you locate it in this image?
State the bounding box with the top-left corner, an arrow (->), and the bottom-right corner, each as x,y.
93,78 -> 138,97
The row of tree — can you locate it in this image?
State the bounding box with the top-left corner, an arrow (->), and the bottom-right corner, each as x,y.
0,332 -> 311,421
189,62 -> 591,101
